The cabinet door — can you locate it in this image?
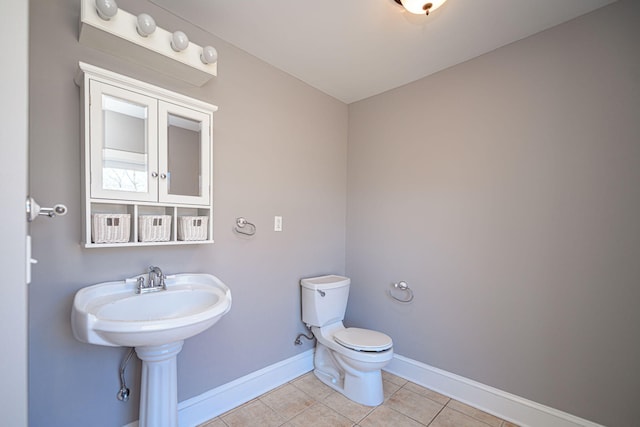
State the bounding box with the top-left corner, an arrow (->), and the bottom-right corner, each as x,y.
89,81 -> 158,202
158,102 -> 211,205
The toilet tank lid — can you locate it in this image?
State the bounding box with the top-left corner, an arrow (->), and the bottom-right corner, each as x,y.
300,275 -> 350,290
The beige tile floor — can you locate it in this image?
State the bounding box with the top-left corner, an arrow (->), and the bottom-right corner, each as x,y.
198,371 -> 519,427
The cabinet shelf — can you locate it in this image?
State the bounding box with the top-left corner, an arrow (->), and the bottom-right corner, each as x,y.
85,239 -> 213,249
84,201 -> 213,247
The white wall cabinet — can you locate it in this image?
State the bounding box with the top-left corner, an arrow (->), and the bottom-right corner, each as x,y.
78,62 -> 217,247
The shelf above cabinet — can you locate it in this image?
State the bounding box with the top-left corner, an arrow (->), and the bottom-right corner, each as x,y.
79,0 -> 217,86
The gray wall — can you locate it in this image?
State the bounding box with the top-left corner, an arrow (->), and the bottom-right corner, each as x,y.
346,1 -> 640,426
28,0 -> 347,426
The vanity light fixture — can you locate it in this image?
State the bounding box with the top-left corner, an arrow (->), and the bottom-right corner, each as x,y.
393,0 -> 448,15
95,0 -> 118,20
200,46 -> 218,65
171,31 -> 189,52
136,13 -> 156,37
80,0 -> 217,85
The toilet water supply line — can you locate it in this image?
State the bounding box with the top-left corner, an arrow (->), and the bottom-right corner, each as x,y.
117,347 -> 135,402
294,325 -> 315,345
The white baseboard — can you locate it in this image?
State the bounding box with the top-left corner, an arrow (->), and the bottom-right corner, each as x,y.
125,351 -> 602,427
177,349 -> 314,427
385,354 -> 603,427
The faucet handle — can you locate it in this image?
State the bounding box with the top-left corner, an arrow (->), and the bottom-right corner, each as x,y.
135,276 -> 145,294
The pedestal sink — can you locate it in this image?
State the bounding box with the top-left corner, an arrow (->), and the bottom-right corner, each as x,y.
71,273 -> 232,427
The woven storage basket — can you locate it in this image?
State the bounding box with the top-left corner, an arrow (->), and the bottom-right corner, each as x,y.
92,213 -> 131,243
138,215 -> 171,242
177,216 -> 209,241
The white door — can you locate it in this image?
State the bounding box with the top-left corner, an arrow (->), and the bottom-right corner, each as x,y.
0,1 -> 29,426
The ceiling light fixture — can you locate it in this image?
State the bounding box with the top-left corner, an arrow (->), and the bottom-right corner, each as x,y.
394,0 -> 448,15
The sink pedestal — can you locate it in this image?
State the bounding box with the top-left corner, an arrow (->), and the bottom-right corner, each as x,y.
135,341 -> 184,427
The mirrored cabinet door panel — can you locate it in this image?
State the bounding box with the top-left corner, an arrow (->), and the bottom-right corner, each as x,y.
89,81 -> 158,201
167,114 -> 201,197
158,102 -> 211,205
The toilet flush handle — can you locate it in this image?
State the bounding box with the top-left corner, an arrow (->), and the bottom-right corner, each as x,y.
317,289 -> 326,297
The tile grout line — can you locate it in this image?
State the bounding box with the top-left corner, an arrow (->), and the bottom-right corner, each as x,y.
395,380 -> 449,426
425,398 -> 448,426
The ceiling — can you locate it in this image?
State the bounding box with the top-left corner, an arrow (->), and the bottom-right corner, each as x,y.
149,0 -> 615,104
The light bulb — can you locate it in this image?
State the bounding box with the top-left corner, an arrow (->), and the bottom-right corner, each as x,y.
201,46 -> 218,64
95,0 -> 118,20
399,0 -> 448,15
136,13 -> 156,37
170,31 -> 189,52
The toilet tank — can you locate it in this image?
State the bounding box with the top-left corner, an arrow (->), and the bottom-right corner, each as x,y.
300,275 -> 350,327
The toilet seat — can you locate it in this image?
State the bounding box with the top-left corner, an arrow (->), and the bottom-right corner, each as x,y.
334,328 -> 392,352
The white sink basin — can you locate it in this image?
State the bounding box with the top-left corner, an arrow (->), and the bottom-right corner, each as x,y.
72,273 -> 232,347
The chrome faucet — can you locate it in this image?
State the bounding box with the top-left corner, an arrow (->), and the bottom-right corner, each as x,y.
136,266 -> 166,294
148,266 -> 166,290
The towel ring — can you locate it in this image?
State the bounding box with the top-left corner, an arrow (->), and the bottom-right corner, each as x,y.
388,281 -> 414,303
234,217 -> 256,236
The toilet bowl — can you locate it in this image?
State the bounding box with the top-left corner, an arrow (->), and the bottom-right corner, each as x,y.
312,322 -> 393,406
300,275 -> 393,406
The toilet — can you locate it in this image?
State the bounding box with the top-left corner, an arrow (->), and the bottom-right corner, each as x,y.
300,275 -> 393,406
